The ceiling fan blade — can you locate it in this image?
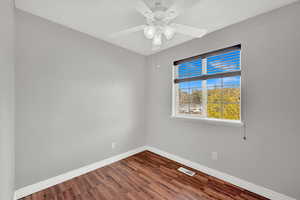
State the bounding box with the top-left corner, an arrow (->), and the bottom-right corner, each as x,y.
110,25 -> 146,38
136,0 -> 154,20
171,23 -> 207,38
165,0 -> 185,21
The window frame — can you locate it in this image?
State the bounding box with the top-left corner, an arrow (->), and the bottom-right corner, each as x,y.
171,45 -> 244,127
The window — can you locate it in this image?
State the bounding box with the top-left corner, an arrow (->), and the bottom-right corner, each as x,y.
172,45 -> 241,122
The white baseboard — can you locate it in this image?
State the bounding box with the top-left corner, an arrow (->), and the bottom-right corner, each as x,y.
15,145 -> 296,200
146,146 -> 296,200
14,146 -> 147,199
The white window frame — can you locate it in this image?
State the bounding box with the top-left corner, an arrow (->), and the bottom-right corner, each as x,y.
171,47 -> 243,127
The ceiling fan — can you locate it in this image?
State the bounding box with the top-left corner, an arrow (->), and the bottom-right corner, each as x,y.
110,0 -> 207,50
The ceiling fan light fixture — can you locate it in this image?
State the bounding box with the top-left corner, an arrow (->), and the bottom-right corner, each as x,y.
164,26 -> 175,40
153,34 -> 162,46
111,0 -> 208,51
144,26 -> 156,39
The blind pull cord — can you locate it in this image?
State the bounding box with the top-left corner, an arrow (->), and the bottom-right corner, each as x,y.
242,70 -> 247,141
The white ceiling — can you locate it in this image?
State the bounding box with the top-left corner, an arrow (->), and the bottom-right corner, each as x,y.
15,0 -> 297,55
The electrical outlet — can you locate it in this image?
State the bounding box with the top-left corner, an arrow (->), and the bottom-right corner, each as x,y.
212,152 -> 218,161
112,142 -> 116,149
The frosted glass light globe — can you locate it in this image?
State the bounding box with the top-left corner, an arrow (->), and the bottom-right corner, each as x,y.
164,26 -> 175,40
144,26 -> 156,39
153,34 -> 162,46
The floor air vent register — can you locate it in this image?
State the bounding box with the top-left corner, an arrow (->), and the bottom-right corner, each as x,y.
178,167 -> 196,176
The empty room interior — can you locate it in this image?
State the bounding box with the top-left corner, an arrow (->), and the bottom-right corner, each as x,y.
1,0 -> 300,199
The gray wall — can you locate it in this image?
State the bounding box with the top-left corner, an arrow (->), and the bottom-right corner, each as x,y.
0,0 -> 15,199
15,11 -> 146,188
146,2 -> 300,199
15,2 -> 300,199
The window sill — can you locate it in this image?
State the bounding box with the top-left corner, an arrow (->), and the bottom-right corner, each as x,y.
170,115 -> 244,127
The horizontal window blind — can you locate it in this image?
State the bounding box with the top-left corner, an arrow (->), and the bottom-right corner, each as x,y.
174,45 -> 241,84
207,50 -> 240,74
177,59 -> 202,79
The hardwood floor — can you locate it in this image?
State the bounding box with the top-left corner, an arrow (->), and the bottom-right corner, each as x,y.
21,151 -> 269,200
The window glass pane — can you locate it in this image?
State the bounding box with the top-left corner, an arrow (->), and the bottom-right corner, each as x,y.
208,103 -> 222,119
223,76 -> 240,88
223,76 -> 241,103
207,78 -> 222,118
190,87 -> 203,115
223,103 -> 240,120
179,80 -> 202,89
207,78 -> 222,88
206,76 -> 240,120
178,80 -> 205,117
178,88 -> 190,114
207,78 -> 222,105
222,76 -> 240,120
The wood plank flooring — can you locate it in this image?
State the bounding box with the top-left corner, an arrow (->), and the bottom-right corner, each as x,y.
21,151 -> 269,200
